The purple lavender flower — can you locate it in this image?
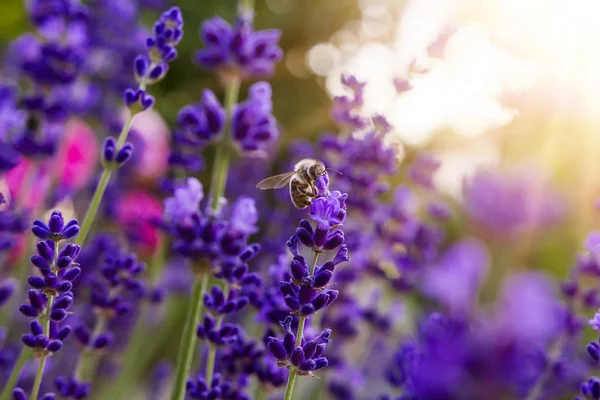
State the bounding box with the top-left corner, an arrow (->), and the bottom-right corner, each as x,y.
12,387 -> 55,400
231,82 -> 279,156
54,376 -> 91,399
195,16 -> 282,79
580,378 -> 600,400
165,184 -> 262,286
267,316 -> 330,374
406,152 -> 441,189
0,279 -> 17,308
124,6 -> 183,113
196,314 -> 240,347
164,178 -> 203,224
176,90 -> 226,144
330,75 -> 368,129
15,210 -> 80,400
86,249 -> 146,318
0,203 -> 28,255
266,172 -> 348,388
187,373 -> 250,400
321,116 -> 398,212
0,84 -> 26,172
1,0 -> 91,164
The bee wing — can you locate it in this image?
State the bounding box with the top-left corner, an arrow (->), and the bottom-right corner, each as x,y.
256,172 -> 296,190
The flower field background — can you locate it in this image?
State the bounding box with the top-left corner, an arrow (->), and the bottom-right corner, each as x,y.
1,0 -> 600,399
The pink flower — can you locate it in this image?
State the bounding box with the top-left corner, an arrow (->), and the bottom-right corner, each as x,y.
117,189 -> 163,255
127,108 -> 170,182
5,158 -> 52,211
55,118 -> 99,191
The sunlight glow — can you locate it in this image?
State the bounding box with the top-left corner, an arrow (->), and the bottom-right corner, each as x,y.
310,0 -> 600,143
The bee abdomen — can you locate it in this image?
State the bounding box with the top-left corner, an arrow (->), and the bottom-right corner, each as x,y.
290,177 -> 314,209
292,195 -> 312,209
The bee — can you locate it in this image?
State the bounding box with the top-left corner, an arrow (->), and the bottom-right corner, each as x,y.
256,158 -> 329,209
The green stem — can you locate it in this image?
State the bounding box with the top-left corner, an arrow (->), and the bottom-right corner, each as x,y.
75,168 -> 112,246
29,294 -> 55,400
205,344 -> 217,385
29,356 -> 47,400
284,370 -> 298,400
170,274 -> 210,400
204,286 -> 228,384
115,113 -> 135,149
283,251 -> 320,400
209,77 -> 241,212
0,348 -> 29,400
75,113 -> 135,247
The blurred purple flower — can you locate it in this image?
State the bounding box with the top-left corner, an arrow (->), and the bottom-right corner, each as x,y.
494,272 -> 562,344
164,177 -> 203,224
176,89 -> 226,144
230,197 -> 259,235
589,310 -> 600,331
195,16 -> 283,79
463,166 -> 564,238
422,238 -> 489,314
330,75 -> 368,129
232,82 -> 279,156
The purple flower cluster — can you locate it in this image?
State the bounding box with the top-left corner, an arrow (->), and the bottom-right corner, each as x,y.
265,173 -> 349,382
186,373 -> 250,400
14,211 -> 81,396
196,16 -> 283,79
79,0 -> 157,118
0,85 -> 27,172
163,177 -> 265,397
0,194 -> 28,255
330,75 -> 368,129
232,82 -> 279,155
268,316 -> 331,374
165,83 -> 277,194
3,0 -> 89,163
125,6 -> 183,112
165,178 -> 261,284
12,387 -> 55,400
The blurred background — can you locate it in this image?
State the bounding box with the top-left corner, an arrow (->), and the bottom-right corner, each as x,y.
2,0 -> 600,397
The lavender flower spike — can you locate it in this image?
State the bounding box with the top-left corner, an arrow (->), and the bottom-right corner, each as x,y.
267,171 -> 349,400
10,212 -> 81,400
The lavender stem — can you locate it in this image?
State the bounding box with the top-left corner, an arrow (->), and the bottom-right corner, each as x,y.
29,293 -> 54,400
209,77 -> 241,212
29,353 -> 47,399
284,251 -> 320,400
75,112 -> 135,247
170,273 -> 210,400
204,286 -> 230,384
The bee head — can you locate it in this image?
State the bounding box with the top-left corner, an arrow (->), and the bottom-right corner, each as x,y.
314,162 -> 327,177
